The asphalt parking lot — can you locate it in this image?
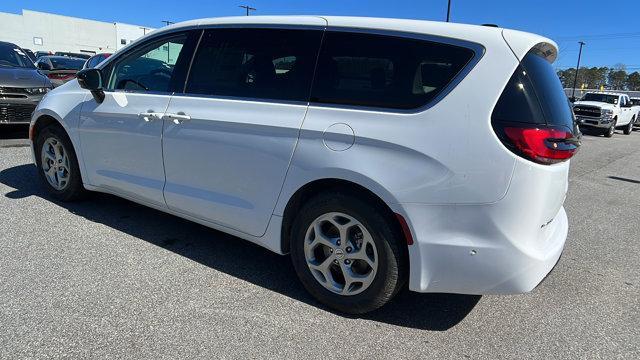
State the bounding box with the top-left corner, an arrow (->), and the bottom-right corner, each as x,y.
0,125 -> 639,359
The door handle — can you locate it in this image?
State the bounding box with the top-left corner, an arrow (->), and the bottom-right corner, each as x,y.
165,112 -> 191,124
138,111 -> 163,122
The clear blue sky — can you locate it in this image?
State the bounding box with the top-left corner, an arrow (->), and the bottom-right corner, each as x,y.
2,0 -> 639,71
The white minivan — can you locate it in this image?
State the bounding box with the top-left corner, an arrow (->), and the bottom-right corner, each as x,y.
30,16 -> 579,314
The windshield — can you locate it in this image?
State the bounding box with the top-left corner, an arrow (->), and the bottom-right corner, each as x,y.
581,93 -> 619,104
0,43 -> 35,69
631,99 -> 640,106
49,57 -> 85,70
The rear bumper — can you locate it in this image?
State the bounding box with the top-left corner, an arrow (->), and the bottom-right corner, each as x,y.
402,158 -> 570,295
403,203 -> 567,294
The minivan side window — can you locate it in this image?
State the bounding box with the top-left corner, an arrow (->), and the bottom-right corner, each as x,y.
309,31 -> 475,110
184,28 -> 324,102
105,33 -> 192,93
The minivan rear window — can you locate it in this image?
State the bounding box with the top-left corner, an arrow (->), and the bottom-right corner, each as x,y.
309,31 -> 475,110
492,48 -> 575,131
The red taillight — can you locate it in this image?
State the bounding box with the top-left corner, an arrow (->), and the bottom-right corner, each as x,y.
502,127 -> 579,165
48,73 -> 75,80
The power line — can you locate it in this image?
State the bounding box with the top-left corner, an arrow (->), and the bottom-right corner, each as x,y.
560,47 -> 640,53
555,32 -> 640,41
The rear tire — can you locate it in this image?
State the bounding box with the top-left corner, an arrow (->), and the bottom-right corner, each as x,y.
290,191 -> 407,314
35,124 -> 85,201
624,118 -> 634,135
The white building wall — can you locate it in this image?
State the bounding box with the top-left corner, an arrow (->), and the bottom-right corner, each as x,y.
115,23 -> 151,50
0,12 -> 27,46
0,9 -> 154,55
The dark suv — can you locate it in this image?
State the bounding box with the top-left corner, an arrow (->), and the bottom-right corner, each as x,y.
0,41 -> 53,124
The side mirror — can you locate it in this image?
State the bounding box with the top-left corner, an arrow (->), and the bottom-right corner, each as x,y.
76,68 -> 105,103
36,61 -> 52,71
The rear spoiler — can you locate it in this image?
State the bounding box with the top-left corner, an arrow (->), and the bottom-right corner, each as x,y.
501,28 -> 558,63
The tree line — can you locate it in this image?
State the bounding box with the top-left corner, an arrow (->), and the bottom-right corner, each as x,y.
556,64 -> 640,91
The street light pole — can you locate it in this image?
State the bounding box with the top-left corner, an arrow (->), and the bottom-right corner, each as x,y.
239,5 -> 256,16
571,41 -> 586,101
446,0 -> 452,22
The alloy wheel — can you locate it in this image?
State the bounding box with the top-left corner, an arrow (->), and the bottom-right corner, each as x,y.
303,212 -> 378,296
41,137 -> 71,190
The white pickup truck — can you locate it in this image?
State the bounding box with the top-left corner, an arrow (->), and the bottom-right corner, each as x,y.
573,92 -> 636,137
630,97 -> 640,128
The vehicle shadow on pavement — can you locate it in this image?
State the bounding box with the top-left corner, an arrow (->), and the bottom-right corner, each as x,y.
0,164 -> 481,331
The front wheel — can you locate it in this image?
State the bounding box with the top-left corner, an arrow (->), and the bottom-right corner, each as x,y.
290,191 -> 407,314
35,125 -> 85,201
604,119 -> 617,138
624,118 -> 634,135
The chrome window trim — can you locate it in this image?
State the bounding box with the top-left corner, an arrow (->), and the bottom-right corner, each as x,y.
170,92 -> 310,107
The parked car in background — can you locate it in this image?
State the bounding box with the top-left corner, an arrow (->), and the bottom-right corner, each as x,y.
30,16 -> 578,314
35,56 -> 85,87
0,41 -> 52,124
82,53 -> 111,69
54,51 -> 91,60
34,51 -> 52,59
22,48 -> 36,62
630,97 -> 640,128
573,92 -> 636,136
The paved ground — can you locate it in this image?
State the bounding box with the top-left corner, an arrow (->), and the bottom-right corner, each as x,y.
0,126 -> 638,359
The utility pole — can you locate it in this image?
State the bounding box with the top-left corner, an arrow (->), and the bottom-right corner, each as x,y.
571,41 -> 586,101
139,26 -> 150,35
446,0 -> 452,22
161,21 -> 175,63
239,5 -> 256,16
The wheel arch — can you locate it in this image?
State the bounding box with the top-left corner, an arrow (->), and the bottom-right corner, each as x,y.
279,177 -> 409,257
30,110 -> 87,185
30,112 -> 64,142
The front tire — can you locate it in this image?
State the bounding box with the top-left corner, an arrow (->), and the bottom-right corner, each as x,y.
35,124 -> 85,201
290,191 -> 407,314
604,118 -> 617,138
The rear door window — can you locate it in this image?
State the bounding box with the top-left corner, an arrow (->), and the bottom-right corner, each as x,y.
309,31 -> 476,110
184,28 -> 323,102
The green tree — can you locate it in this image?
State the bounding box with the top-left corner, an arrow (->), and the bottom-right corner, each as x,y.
626,72 -> 640,91
608,64 -> 627,90
583,67 -> 608,89
557,68 -> 588,89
